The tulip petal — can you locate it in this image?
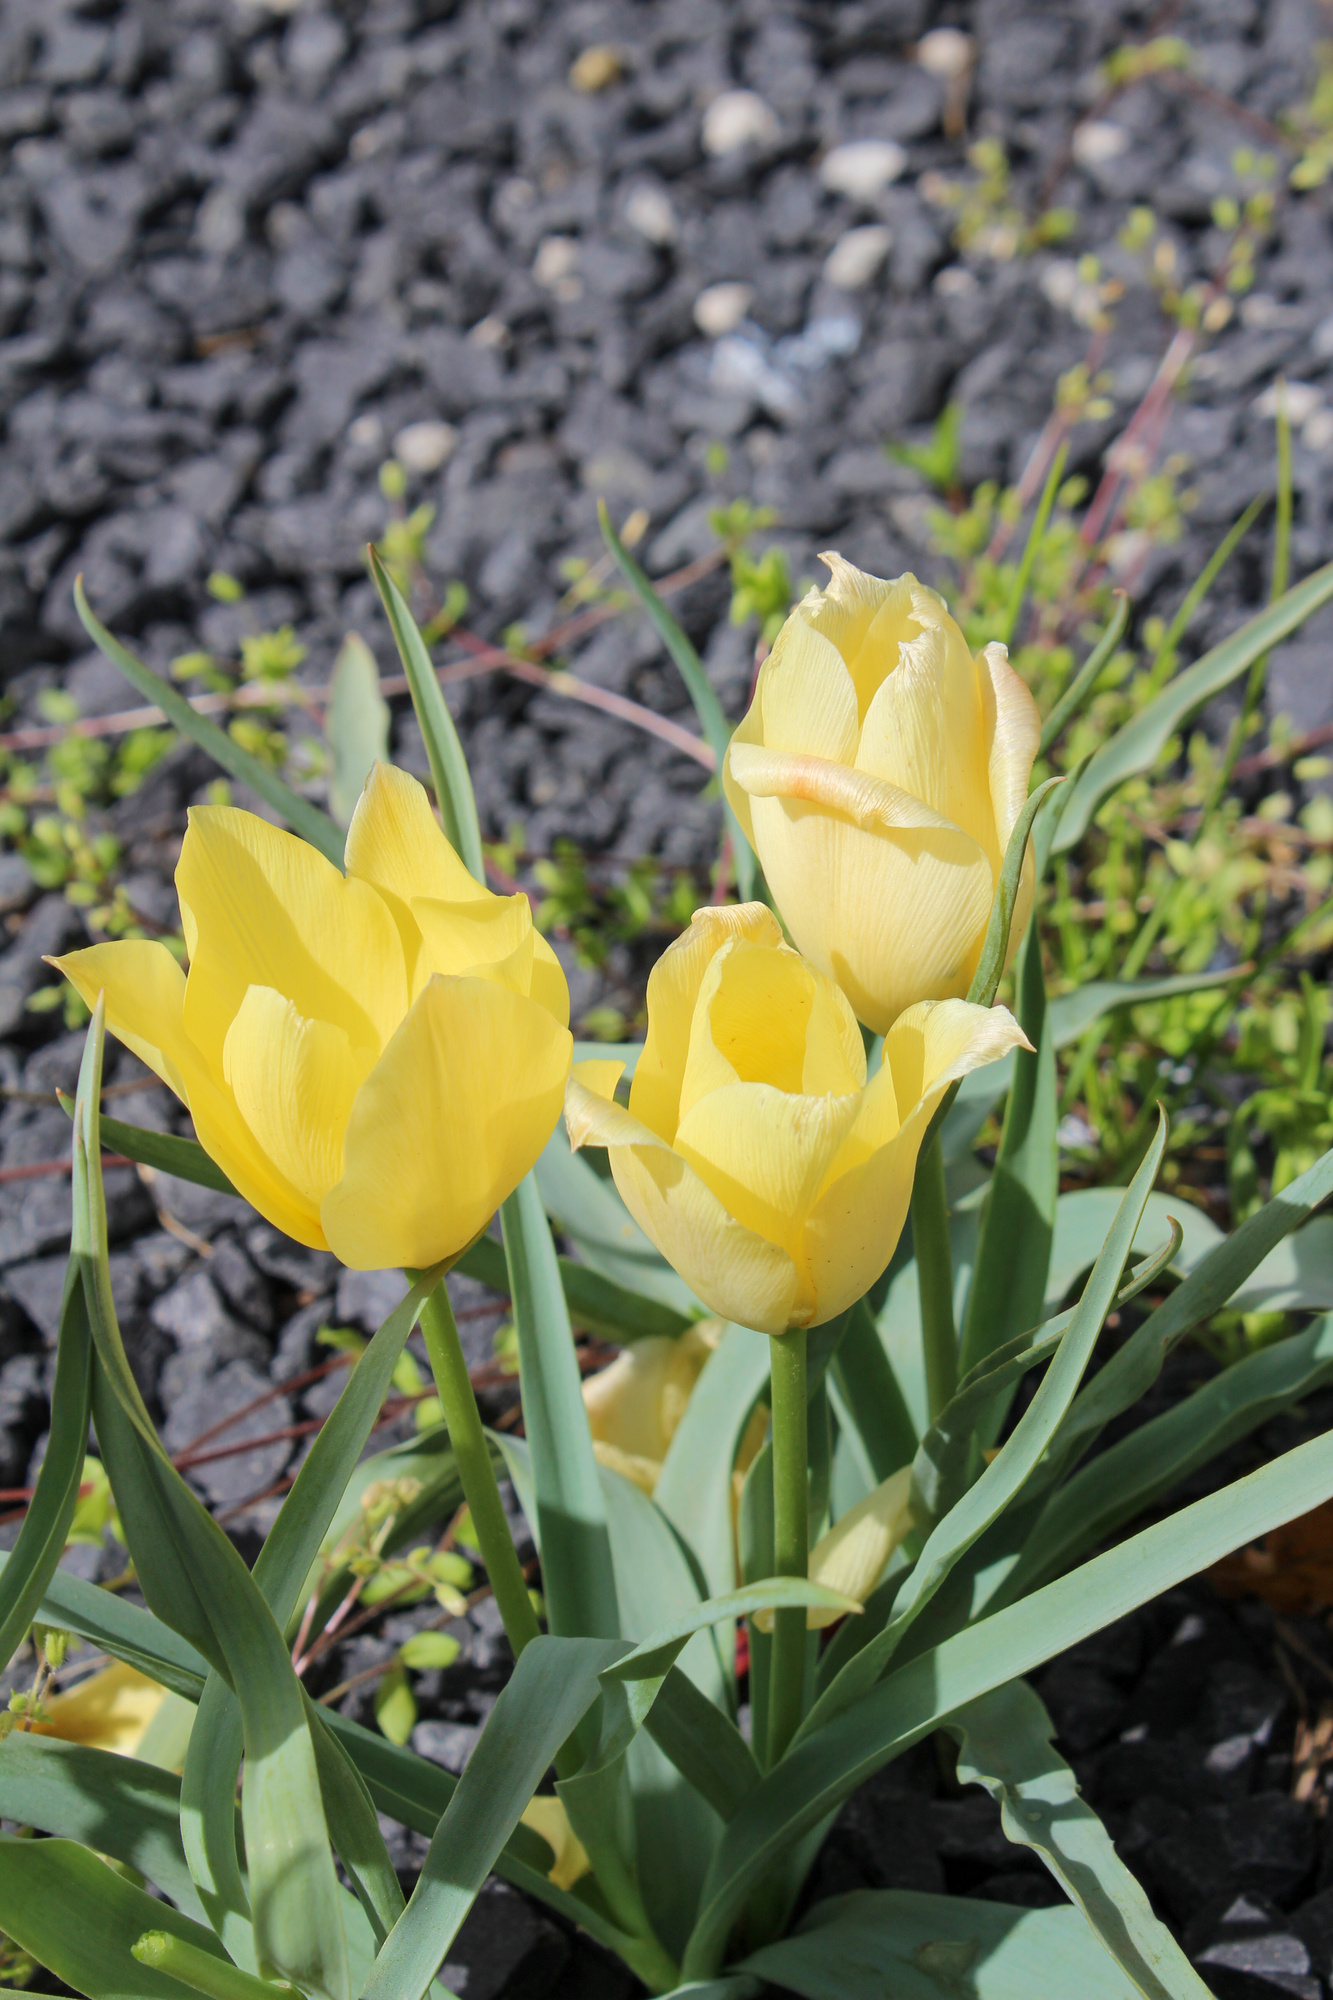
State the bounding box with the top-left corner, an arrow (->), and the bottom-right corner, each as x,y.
803,968 -> 867,1096
681,937 -> 818,1112
979,642 -> 1042,851
840,574 -> 924,722
345,761 -> 484,906
629,903 -> 784,1143
583,1325 -> 716,1468
52,941 -> 325,1248
223,985 -> 374,1209
675,1080 -> 861,1318
801,553 -> 900,670
323,975 -> 571,1269
756,616 -> 859,763
412,893 -> 535,1002
530,931 -> 571,1027
803,1002 -> 1028,1323
572,1058 -> 626,1100
50,941 -> 191,1101
855,619 -> 997,865
177,806 -> 407,1072
753,1466 -> 916,1632
728,753 -> 996,1034
565,1073 -> 799,1334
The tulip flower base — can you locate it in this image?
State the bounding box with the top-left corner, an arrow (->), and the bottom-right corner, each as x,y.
8,543 -> 1333,2000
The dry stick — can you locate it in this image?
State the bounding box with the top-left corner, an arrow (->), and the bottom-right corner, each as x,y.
0,1153 -> 129,1185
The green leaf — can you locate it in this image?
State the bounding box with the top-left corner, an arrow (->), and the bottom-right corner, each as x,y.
457,1227 -> 693,1344
682,1422 -> 1333,1981
796,1117 -> 1167,1745
0,1835 -> 231,2000
655,1324 -> 773,1599
367,545 -> 483,881
829,1299 -> 919,1480
73,578 -> 345,869
0,1733 -> 208,1923
92,1113 -> 239,1193
399,1632 -> 462,1670
72,1006 -> 350,2000
1009,1310 -> 1333,1597
1044,1191 -> 1219,1313
738,1889 -> 1144,2000
947,1682 -> 1211,1999
0,1552 -> 208,1699
1038,592 -> 1130,757
0,1258 -> 92,1667
1052,556 -> 1333,855
604,1577 -> 862,1687
362,1636 -> 630,2000
374,1664 -> 417,1747
326,632 -> 391,828
958,902 -> 1057,1383
597,501 -> 755,901
502,1173 -> 620,1642
1229,1212 -> 1333,1314
965,776 -> 1065,1011
640,1667 -> 762,1823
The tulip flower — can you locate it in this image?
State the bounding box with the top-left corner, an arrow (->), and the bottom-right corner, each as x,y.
752,1468 -> 914,1632
565,905 -> 1026,1334
52,764 -> 572,1269
722,556 -> 1041,1034
34,1660 -> 168,1759
582,1320 -> 720,1493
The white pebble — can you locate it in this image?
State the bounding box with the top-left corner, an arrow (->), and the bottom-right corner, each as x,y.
1252,380 -> 1323,423
1312,313 -> 1333,360
702,90 -> 778,156
693,281 -> 754,337
820,139 -> 908,201
934,265 -> 978,297
1303,408 -> 1333,453
916,28 -> 973,78
393,421 -> 458,474
624,185 -> 678,245
347,413 -> 383,450
533,235 -> 582,297
1071,120 -> 1130,168
823,225 -> 892,292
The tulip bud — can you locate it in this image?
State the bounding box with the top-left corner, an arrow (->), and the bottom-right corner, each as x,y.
565,905 -> 1027,1335
52,764 -> 572,1270
722,556 -> 1041,1035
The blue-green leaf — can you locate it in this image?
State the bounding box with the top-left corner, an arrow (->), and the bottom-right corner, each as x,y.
326,632 -> 391,828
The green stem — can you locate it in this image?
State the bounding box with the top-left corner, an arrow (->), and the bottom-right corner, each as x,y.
766,1327 -> 808,1768
912,1133 -> 957,1422
419,1284 -> 540,1662
131,1934 -> 289,2000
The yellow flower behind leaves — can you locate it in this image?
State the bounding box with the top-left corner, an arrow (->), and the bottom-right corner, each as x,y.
582,1321 -> 721,1493
722,556 -> 1041,1034
566,905 -> 1027,1335
53,765 -> 572,1269
752,1468 -> 916,1632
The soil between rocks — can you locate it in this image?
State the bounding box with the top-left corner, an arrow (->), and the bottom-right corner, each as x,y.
5,0 -> 1333,1994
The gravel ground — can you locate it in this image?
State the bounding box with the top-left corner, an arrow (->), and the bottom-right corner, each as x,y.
5,0 -> 1333,1994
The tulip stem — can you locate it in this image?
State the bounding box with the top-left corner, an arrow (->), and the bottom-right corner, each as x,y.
912,1133 -> 958,1421
766,1326 -> 809,1767
419,1282 -> 541,1662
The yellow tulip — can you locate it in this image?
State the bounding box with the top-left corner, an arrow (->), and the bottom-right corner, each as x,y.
565,905 -> 1026,1334
752,1468 -> 915,1632
34,1660 -> 167,1758
582,1321 -> 720,1493
722,556 -> 1041,1034
52,764 -> 572,1269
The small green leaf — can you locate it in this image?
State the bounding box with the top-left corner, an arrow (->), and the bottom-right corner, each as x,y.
374,1666 -> 418,1747
399,1632 -> 462,1671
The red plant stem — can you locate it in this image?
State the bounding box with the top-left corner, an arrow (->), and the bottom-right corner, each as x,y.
0,1154 -> 129,1185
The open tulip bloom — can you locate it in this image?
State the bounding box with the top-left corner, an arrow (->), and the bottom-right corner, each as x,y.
10,539 -> 1333,2000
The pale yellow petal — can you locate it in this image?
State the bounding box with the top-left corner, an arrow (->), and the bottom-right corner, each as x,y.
802,968 -> 866,1096
591,1440 -> 661,1494
37,1661 -> 166,1757
800,553 -> 900,669
51,942 -> 191,1102
583,1324 -> 716,1467
855,619 -> 996,865
727,742 -> 963,835
572,1058 -> 626,1101
322,976 -> 571,1269
979,643 -> 1042,852
177,806 -> 407,1073
565,1074 -> 799,1334
756,616 -> 859,763
345,762 -> 484,906
521,1796 -> 591,1893
223,986 -> 374,1209
530,930 -> 571,1028
741,788 -> 996,1036
629,903 -> 785,1143
53,943 -> 325,1248
675,1081 -> 861,1316
412,893 -> 535,1001
839,574 -> 924,722
680,936 -> 818,1114
882,997 -> 1030,1118
754,1468 -> 914,1632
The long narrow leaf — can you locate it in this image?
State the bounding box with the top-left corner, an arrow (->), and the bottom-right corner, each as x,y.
948,1682 -> 1211,2000
829,1299 -> 919,1479
655,1325 -> 773,1599
74,579 -> 345,868
1039,592 -> 1129,756
503,1173 -> 620,1640
682,1424 -> 1333,1979
367,545 -> 484,880
1052,557 -> 1333,854
797,1119 -> 1166,1745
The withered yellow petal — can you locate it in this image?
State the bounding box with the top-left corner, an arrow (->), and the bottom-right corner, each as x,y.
323,975 -> 571,1269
